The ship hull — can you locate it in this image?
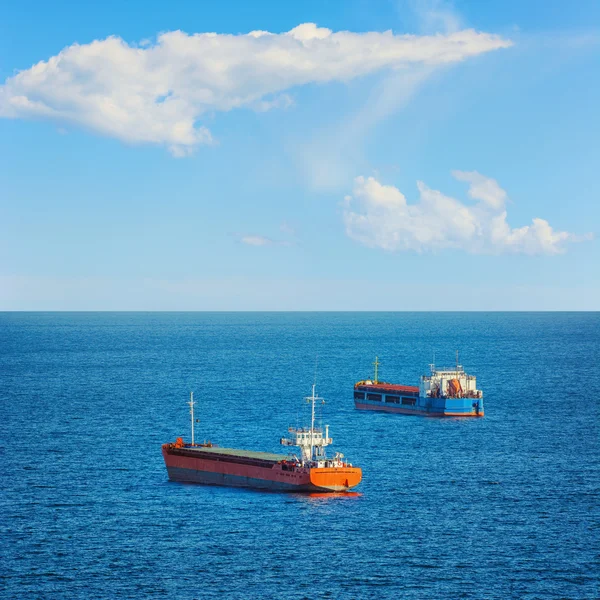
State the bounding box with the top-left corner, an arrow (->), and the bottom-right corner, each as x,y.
165,466 -> 308,490
355,363 -> 483,417
162,446 -> 361,492
354,393 -> 483,417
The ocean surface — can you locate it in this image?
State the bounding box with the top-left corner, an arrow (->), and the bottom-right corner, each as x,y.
1,312 -> 598,599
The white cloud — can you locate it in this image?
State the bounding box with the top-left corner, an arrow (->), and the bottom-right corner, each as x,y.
410,0 -> 463,34
452,170 -> 507,210
296,66 -> 434,191
239,223 -> 297,247
280,221 -> 296,236
239,232 -> 294,247
343,171 -> 590,255
252,93 -> 294,113
240,235 -> 274,246
0,24 -> 511,156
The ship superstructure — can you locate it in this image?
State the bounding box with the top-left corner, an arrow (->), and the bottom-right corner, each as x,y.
163,386 -> 362,492
354,356 -> 484,417
280,385 -> 347,469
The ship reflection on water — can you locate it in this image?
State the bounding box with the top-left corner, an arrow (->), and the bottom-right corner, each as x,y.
301,491 -> 362,501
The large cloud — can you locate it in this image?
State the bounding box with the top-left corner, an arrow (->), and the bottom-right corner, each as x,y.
0,24 -> 511,156
343,171 -> 589,255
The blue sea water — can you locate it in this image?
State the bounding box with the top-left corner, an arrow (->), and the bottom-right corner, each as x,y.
1,312 -> 598,599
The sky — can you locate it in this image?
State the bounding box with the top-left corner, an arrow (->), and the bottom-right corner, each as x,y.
1,0 -> 599,310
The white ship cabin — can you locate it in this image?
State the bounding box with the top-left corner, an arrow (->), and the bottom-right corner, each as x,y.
281,426 -> 344,468
420,364 -> 482,399
280,384 -> 348,468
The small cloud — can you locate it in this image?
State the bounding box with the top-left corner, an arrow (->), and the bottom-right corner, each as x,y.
410,0 -> 463,34
239,231 -> 294,247
240,235 -> 274,246
253,93 -> 294,113
295,66 -> 436,192
452,170 -> 507,210
343,171 -> 591,255
280,221 -> 296,236
248,30 -> 272,39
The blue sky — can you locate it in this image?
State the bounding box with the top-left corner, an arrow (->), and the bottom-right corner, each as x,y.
1,0 -> 599,310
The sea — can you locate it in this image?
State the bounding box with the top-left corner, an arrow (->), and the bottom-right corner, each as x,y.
1,312 -> 598,599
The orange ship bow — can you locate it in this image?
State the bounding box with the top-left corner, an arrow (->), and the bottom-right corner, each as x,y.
310,467 -> 362,492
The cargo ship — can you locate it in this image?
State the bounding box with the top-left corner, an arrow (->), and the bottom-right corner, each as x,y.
354,356 -> 484,417
162,386 -> 362,492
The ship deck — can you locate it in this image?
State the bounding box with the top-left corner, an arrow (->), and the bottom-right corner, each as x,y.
177,445 -> 289,463
355,382 -> 420,393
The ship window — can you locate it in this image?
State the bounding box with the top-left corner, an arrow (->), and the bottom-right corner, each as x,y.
354,391 -> 365,400
401,397 -> 416,406
385,395 -> 400,403
367,393 -> 382,401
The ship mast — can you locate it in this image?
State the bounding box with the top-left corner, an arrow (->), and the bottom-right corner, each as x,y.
188,391 -> 195,446
310,383 -> 316,461
373,356 -> 380,384
281,384 -> 328,466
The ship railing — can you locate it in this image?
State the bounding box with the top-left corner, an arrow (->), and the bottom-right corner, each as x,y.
288,426 -> 323,434
425,390 -> 482,399
431,366 -> 465,373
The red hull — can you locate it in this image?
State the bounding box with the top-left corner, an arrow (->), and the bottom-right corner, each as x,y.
162,445 -> 361,492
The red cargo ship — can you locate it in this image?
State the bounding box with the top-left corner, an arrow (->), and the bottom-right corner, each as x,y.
162,387 -> 362,492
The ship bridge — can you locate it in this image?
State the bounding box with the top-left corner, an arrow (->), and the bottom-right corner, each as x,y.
281,425 -> 333,464
280,384 -> 345,467
421,363 -> 482,400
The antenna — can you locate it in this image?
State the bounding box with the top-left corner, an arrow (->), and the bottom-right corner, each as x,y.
373,356 -> 380,384
311,384 -> 316,461
311,355 -> 318,459
304,383 -> 324,464
188,391 -> 195,446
